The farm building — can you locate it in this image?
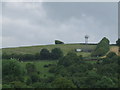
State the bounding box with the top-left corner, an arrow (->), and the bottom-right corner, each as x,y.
75,48 -> 93,52
75,49 -> 82,52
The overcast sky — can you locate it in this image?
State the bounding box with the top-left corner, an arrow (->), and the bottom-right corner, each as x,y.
2,2 -> 118,48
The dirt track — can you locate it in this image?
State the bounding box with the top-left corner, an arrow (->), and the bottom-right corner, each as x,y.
109,46 -> 119,56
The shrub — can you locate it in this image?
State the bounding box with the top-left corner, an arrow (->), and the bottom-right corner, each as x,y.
52,77 -> 76,88
2,59 -> 24,82
22,54 -> 35,60
35,53 -> 40,60
26,63 -> 37,75
55,40 -> 64,44
51,48 -> 63,60
58,52 -> 80,67
30,73 -> 39,83
40,48 -> 51,60
107,52 -> 117,58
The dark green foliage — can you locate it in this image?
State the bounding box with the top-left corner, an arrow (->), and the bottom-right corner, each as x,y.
58,52 -> 80,67
26,63 -> 37,75
55,40 -> 64,44
116,38 -> 120,46
2,53 -> 11,59
2,40 -> 119,88
116,39 -> 120,52
2,84 -> 12,88
26,77 -> 32,85
52,77 -> 76,88
51,48 -> 63,60
92,37 -> 110,57
32,82 -> 47,88
22,54 -> 35,60
107,52 -> 117,58
95,76 -> 116,88
10,81 -> 29,88
2,59 -> 24,83
30,73 -> 39,83
2,48 -> 63,60
55,51 -> 119,88
49,66 -> 56,73
40,48 -> 51,60
35,53 -> 40,60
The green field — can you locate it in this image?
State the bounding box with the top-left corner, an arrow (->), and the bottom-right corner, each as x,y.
20,60 -> 58,78
2,44 -> 96,57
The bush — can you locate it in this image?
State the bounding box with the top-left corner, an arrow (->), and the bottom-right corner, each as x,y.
22,54 -> 35,60
55,40 -> 64,44
26,63 -> 37,75
35,53 -> 40,60
2,59 -> 24,82
58,52 -> 80,67
51,48 -> 63,60
40,48 -> 51,60
107,52 -> 117,58
52,77 -> 76,88
10,81 -> 28,88
30,73 -> 39,83
49,66 -> 56,73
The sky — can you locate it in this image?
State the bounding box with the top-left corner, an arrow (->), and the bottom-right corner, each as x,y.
1,2 -> 118,48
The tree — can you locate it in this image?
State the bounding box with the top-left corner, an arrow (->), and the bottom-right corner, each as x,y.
32,82 -> 50,88
58,52 -> 80,67
30,73 -> 39,83
26,77 -> 32,85
2,59 -> 24,82
96,76 -> 115,88
22,54 -> 35,60
26,63 -> 37,75
2,53 -> 11,59
35,53 -> 40,60
40,48 -> 50,60
116,38 -> 120,52
55,40 -> 64,44
116,39 -> 120,46
52,77 -> 76,88
92,37 -> 110,57
51,48 -> 63,60
10,81 -> 28,88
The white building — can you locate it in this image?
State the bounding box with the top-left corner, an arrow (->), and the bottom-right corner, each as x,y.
75,49 -> 82,52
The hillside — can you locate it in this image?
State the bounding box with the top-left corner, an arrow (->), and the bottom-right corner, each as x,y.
1,43 -> 118,57
2,44 -> 96,57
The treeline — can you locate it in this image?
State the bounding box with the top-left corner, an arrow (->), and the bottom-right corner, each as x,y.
2,51 -> 120,88
2,48 -> 63,61
48,51 -> 120,88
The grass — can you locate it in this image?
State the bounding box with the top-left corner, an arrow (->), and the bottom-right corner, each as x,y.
2,44 -> 118,57
85,60 -> 97,64
21,60 -> 58,78
2,44 -> 97,57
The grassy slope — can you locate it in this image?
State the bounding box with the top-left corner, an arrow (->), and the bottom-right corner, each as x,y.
2,44 -> 96,57
2,44 -> 118,57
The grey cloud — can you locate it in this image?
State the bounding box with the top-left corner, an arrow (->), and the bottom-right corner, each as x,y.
2,2 -> 118,48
